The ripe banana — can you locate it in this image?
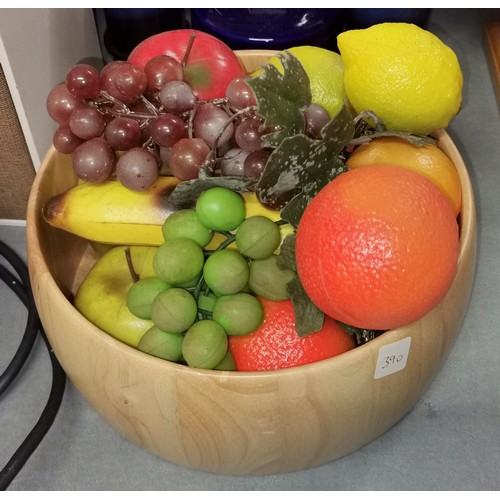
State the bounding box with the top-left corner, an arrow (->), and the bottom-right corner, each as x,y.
43,176 -> 180,246
43,175 -> 292,247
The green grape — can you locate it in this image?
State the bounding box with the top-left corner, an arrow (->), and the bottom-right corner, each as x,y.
177,273 -> 202,289
153,258 -> 201,289
203,248 -> 249,295
214,350 -> 236,371
162,208 -> 214,247
212,293 -> 264,336
154,238 -> 204,285
248,255 -> 296,301
137,325 -> 183,362
151,287 -> 198,333
182,319 -> 228,369
126,276 -> 172,319
197,292 -> 218,314
195,187 -> 246,231
235,215 -> 281,259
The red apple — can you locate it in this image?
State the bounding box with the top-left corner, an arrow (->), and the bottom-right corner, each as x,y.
128,29 -> 246,101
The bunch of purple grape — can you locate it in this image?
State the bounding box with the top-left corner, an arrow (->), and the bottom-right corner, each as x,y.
46,56 -> 330,192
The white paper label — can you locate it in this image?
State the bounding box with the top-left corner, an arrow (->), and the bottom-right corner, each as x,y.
374,337 -> 412,379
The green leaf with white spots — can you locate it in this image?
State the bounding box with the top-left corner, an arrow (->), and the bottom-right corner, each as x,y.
247,51 -> 311,148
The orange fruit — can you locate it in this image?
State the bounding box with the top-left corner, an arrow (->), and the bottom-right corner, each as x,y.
228,298 -> 355,371
295,165 -> 459,331
346,137 -> 462,215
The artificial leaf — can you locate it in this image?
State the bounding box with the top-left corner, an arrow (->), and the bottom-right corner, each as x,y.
361,129 -> 437,146
320,103 -> 358,153
279,155 -> 346,228
256,103 -> 354,227
287,276 -> 325,337
247,51 -> 311,148
276,233 -> 324,337
167,176 -> 258,210
276,234 -> 297,273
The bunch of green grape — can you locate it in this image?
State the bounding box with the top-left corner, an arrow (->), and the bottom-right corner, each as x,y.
125,186 -> 296,370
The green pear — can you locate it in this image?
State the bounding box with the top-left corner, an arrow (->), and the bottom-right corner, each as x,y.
74,245 -> 158,347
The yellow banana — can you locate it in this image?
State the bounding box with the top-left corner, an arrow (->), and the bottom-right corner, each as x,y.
43,176 -> 180,246
44,176 -> 293,247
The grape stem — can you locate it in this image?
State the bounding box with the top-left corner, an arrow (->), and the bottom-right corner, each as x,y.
191,231 -> 236,314
201,105 -> 257,175
89,90 -> 159,121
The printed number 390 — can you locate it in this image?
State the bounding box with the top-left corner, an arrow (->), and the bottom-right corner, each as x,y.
374,337 -> 411,379
382,354 -> 404,369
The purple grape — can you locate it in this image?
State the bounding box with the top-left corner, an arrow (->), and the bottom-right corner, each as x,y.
169,138 -> 210,181
225,76 -> 256,109
66,63 -> 101,99
304,103 -> 330,139
244,149 -> 271,179
52,125 -> 84,154
193,103 -> 234,149
69,107 -> 106,140
144,55 -> 183,93
234,116 -> 263,152
72,137 -> 116,182
101,61 -> 147,105
115,147 -> 159,191
159,80 -> 197,114
220,148 -> 249,176
105,116 -> 142,150
150,113 -> 187,148
46,83 -> 85,125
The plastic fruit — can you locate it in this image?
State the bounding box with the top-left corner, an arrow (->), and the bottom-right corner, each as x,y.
228,298 -> 356,371
128,29 -> 246,100
161,208 -> 214,247
295,164 -> 459,331
261,45 -> 347,120
126,276 -> 172,320
150,287 -> 198,334
182,319 -> 228,369
153,238 -> 205,285
137,326 -> 184,362
195,186 -> 246,231
43,176 -> 180,246
247,255 -> 295,301
337,22 -> 463,135
212,293 -> 264,336
203,249 -> 250,296
43,178 -> 289,248
346,136 -> 462,215
74,246 -> 157,347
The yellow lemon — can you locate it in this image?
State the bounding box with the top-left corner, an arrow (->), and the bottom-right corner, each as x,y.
346,136 -> 462,215
337,23 -> 463,135
262,45 -> 347,119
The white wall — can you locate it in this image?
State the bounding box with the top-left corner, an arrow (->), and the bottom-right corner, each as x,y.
0,8 -> 102,169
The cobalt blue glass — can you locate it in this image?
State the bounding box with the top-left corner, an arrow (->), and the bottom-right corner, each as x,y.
190,8 -> 347,51
346,8 -> 430,29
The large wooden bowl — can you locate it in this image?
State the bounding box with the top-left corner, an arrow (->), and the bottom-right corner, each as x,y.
26,51 -> 477,475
